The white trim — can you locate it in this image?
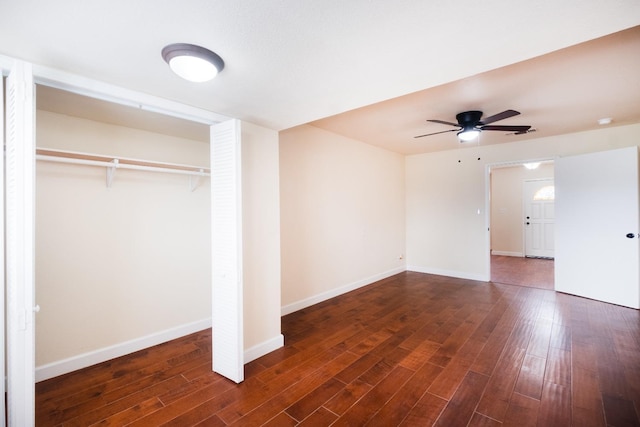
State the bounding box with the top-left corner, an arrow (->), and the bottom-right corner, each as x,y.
35,318 -> 212,382
0,56 -> 6,426
488,158 -> 555,170
281,267 -> 406,316
0,54 -> 15,72
406,265 -> 488,282
485,163 -> 492,292
491,250 -> 524,257
6,60 -> 36,427
32,63 -> 230,125
244,334 -> 285,364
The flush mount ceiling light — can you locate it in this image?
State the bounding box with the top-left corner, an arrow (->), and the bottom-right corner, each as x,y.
523,162 -> 541,170
162,43 -> 225,82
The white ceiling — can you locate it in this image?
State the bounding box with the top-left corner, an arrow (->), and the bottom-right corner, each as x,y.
1,1 -> 640,154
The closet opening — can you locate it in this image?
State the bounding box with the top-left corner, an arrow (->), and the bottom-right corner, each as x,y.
34,84 -> 214,382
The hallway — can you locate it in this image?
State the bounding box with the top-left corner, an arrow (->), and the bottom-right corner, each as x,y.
491,255 -> 554,290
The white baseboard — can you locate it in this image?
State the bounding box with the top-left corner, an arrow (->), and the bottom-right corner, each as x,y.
406,265 -> 488,282
36,264 -> 491,383
244,334 -> 284,364
281,266 -> 406,316
37,319 -> 286,383
35,318 -> 212,382
491,250 -> 524,257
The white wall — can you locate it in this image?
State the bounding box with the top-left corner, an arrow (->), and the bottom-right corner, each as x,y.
406,123 -> 640,281
490,163 -> 554,256
35,111 -> 212,372
241,122 -> 283,357
36,112 -> 283,375
279,125 -> 406,314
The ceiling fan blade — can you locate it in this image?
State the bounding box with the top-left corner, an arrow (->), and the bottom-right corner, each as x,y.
480,110 -> 520,125
414,129 -> 458,138
480,125 -> 531,132
427,119 -> 459,127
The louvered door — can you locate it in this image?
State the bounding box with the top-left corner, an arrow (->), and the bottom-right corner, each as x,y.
210,119 -> 244,383
5,60 -> 36,426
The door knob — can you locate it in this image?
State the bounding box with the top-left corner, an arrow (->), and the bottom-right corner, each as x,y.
626,233 -> 637,239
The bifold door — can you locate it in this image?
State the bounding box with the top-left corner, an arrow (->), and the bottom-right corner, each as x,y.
210,119 -> 244,383
5,60 -> 36,426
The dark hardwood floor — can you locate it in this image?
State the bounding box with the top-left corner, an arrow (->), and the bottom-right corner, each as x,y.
36,272 -> 639,426
491,255 -> 554,290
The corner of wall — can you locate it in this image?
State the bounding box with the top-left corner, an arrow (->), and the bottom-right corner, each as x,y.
244,334 -> 285,364
281,266 -> 406,316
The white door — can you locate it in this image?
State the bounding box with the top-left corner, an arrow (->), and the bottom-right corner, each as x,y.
0,63 -> 6,427
210,119 -> 244,383
5,60 -> 36,425
524,179 -> 555,258
555,147 -> 639,309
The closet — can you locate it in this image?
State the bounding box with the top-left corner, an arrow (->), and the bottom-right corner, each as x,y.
4,60 -> 273,425
34,85 -> 213,379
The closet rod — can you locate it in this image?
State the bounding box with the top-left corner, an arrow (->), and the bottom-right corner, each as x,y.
35,148 -> 210,177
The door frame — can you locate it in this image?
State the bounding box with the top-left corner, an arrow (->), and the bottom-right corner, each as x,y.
484,158 -> 556,283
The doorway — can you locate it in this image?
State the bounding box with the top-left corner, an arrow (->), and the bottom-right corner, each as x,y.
489,161 -> 555,290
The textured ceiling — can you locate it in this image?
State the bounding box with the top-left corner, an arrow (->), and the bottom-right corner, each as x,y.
1,1 -> 639,153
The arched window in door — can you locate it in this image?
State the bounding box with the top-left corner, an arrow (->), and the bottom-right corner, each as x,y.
533,185 -> 555,201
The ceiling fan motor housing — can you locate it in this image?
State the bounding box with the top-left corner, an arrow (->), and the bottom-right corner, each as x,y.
456,110 -> 483,126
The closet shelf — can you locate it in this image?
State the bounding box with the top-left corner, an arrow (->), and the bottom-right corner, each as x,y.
36,148 -> 210,191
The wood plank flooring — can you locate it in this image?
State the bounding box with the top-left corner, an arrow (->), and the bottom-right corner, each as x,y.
36,272 -> 640,426
491,255 -> 554,290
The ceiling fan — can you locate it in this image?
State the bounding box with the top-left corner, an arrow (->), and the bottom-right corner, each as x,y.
415,110 -> 531,141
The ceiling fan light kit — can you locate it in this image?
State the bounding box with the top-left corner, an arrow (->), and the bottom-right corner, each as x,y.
415,109 -> 532,142
457,127 -> 480,141
162,43 -> 225,82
